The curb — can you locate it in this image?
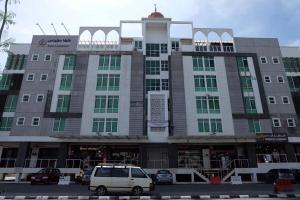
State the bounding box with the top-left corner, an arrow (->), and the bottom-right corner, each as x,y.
0,194 -> 300,199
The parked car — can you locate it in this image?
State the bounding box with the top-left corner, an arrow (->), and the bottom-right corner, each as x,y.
30,168 -> 61,185
155,170 -> 173,184
264,169 -> 295,184
89,165 -> 154,195
81,169 -> 93,185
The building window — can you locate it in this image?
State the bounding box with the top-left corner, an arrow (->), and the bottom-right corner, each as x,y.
44,54 -> 51,61
146,79 -> 160,93
22,94 -> 30,102
277,76 -> 284,83
92,118 -> 118,133
287,76 -> 300,92
237,57 -> 249,72
146,60 -> 160,75
99,55 -> 109,70
208,96 -> 220,113
210,119 -> 223,133
31,117 -> 40,126
161,79 -> 169,90
107,96 -> 119,113
0,74 -> 12,90
134,41 -> 142,50
110,55 -> 121,70
56,95 -> 70,112
108,74 -> 120,91
283,57 -> 300,72
272,118 -> 281,128
5,54 -> 27,70
160,43 -> 168,54
272,57 -> 280,64
96,74 -> 108,91
4,95 -> 18,112
63,55 -> 76,70
244,96 -> 257,113
0,117 -> 13,131
287,118 -> 296,128
240,76 -> 253,92
94,96 -> 106,113
268,96 -> 276,104
16,117 -> 25,126
206,75 -> 218,92
99,55 -> 121,70
248,119 -> 261,133
264,76 -> 271,83
193,56 -> 215,71
196,96 -> 208,113
36,95 -> 44,103
198,118 -> 209,132
282,96 -> 290,104
26,73 -> 35,81
53,118 -> 65,131
31,54 -> 39,61
260,56 -> 267,64
161,61 -> 169,71
59,74 -> 73,91
146,44 -> 160,57
40,74 -> 48,81
171,41 -> 179,51
194,75 -> 206,92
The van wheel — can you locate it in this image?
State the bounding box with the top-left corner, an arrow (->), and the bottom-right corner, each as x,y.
96,186 -> 107,196
132,186 -> 143,196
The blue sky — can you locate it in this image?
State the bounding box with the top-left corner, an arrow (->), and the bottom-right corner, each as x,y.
1,0 -> 300,69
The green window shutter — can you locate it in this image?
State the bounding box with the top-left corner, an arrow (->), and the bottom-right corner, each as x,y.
0,117 -> 13,131
94,96 -> 106,113
4,95 -> 18,112
110,55 -> 121,70
53,118 -> 65,132
60,74 -> 72,90
56,95 -> 70,112
0,74 -> 11,90
105,118 -> 118,132
204,56 -> 215,71
92,118 -> 105,133
16,55 -> 24,70
63,55 -> 76,70
96,74 -> 108,91
194,75 -> 206,92
5,55 -> 13,70
198,119 -> 209,132
206,75 -> 218,92
193,57 -> 204,71
99,55 -> 110,70
240,76 -> 253,92
108,74 -> 120,91
107,96 -> 119,113
196,96 -> 208,113
208,96 -> 220,113
248,119 -> 261,133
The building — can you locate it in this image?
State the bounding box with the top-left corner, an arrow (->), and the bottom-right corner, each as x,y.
0,10 -> 300,183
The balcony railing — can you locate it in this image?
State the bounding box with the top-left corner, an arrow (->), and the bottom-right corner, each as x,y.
0,159 -> 16,168
77,41 -> 119,51
24,159 -> 57,168
256,154 -> 288,163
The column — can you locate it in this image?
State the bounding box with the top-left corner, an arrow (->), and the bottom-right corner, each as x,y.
245,143 -> 257,168
168,144 -> 178,168
57,143 -> 69,168
284,143 -> 296,162
29,147 -> 39,168
139,145 -> 147,168
0,145 -> 3,160
15,142 -> 30,167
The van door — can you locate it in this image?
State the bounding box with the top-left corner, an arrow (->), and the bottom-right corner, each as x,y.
110,168 -> 130,192
130,168 -> 149,190
93,167 -> 112,190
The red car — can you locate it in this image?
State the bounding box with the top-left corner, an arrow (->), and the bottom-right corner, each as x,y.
30,168 -> 61,184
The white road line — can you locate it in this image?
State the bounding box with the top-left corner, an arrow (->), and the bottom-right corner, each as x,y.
199,195 -> 210,199
238,195 -> 249,198
219,195 -> 230,199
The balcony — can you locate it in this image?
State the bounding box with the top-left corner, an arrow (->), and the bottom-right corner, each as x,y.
77,41 -> 119,51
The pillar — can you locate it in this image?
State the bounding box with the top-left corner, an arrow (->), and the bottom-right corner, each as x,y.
245,143 -> 257,168
29,147 -> 39,168
57,143 -> 69,168
15,142 -> 30,167
139,145 -> 147,168
284,143 -> 296,162
168,144 -> 178,168
0,145 -> 3,159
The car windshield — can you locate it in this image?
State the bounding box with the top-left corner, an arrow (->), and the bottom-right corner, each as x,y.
38,169 -> 48,173
158,170 -> 170,174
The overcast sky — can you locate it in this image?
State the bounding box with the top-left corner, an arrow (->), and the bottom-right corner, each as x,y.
1,0 -> 300,69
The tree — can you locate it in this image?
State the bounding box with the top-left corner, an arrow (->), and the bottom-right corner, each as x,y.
0,0 -> 19,49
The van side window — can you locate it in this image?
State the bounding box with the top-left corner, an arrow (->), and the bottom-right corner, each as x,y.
111,168 -> 129,177
131,168 -> 147,178
95,168 -> 111,177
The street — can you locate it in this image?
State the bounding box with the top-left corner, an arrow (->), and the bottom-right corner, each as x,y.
0,183 -> 299,196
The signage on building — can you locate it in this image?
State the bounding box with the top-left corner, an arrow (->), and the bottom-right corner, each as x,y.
231,176 -> 242,184
256,133 -> 288,142
38,38 -> 71,47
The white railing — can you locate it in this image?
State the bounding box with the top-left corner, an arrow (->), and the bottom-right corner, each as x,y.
24,159 -> 57,168
77,40 -> 119,51
82,159 -> 139,168
0,159 -> 16,168
178,158 -> 203,169
256,154 -> 288,163
65,159 -> 82,168
147,160 -> 169,169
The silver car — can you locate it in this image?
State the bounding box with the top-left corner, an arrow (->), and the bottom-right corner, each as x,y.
155,170 -> 173,184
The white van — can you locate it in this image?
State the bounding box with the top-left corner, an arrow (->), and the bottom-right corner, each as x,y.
89,165 -> 154,195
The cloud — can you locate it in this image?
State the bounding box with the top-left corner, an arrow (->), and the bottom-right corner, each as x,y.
288,39 -> 300,47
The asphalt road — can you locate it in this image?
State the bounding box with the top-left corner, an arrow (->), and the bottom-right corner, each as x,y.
0,183 -> 299,196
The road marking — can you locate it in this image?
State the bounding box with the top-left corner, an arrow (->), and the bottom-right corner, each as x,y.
140,197 -> 151,200
118,196 -> 130,200
161,196 -> 171,199
14,196 -> 26,200
277,194 -> 287,198
219,195 -> 230,199
98,196 -> 111,200
295,194 -> 300,198
238,195 -> 249,198
180,196 -> 191,199
199,195 -> 210,199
